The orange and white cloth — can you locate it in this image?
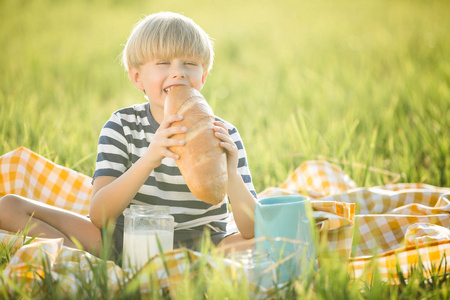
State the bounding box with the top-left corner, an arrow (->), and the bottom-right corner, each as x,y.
0,229 -> 211,297
1,147 -> 450,294
259,160 -> 450,281
0,147 -> 91,215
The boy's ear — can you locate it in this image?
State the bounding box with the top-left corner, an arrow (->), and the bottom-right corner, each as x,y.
128,67 -> 145,91
202,71 -> 208,85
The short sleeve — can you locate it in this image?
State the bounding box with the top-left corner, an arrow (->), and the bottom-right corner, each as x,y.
93,112 -> 131,179
220,119 -> 257,199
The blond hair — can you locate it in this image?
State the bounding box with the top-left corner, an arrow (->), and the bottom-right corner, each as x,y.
122,12 -> 214,72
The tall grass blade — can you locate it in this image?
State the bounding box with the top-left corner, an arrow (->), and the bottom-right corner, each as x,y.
362,127 -> 378,187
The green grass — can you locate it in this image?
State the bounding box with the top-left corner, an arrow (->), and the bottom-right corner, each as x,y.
1,0 -> 449,298
1,0 -> 448,190
2,228 -> 450,299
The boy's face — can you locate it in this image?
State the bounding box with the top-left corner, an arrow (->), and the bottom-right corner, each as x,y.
128,57 -> 208,120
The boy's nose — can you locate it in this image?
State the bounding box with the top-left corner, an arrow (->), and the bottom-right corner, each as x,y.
171,66 -> 186,78
172,73 -> 186,78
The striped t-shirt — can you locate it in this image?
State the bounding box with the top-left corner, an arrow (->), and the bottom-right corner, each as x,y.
93,102 -> 257,234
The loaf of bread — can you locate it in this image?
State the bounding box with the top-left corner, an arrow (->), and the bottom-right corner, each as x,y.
164,86 -> 228,205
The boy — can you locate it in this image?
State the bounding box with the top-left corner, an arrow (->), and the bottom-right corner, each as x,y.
0,12 -> 257,258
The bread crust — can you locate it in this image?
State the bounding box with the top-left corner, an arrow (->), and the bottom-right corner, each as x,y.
164,86 -> 228,205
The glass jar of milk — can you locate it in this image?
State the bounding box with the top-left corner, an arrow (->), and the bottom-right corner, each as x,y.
122,205 -> 174,270
231,249 -> 277,290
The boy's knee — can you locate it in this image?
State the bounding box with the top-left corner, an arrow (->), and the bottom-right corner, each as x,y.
0,194 -> 32,230
0,195 -> 15,227
0,194 -> 23,216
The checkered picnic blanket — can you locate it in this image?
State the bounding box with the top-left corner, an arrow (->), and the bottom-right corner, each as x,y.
1,147 -> 450,296
259,161 -> 450,282
0,147 -> 92,215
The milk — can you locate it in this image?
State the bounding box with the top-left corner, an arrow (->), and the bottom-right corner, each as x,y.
123,229 -> 174,269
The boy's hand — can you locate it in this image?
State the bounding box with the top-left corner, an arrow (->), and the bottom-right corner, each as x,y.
214,121 -> 256,239
214,121 -> 239,176
146,115 -> 187,168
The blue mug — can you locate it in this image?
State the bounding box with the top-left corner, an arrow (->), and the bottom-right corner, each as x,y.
255,195 -> 316,283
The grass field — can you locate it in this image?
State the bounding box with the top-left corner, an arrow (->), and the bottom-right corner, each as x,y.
1,0 -> 449,298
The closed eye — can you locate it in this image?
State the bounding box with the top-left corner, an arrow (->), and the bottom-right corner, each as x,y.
157,61 -> 170,65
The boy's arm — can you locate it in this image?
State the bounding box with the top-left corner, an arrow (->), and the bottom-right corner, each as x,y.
213,121 -> 256,239
89,153 -> 161,228
226,172 -> 256,239
89,115 -> 187,228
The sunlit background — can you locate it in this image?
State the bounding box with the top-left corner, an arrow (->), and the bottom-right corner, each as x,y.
1,0 -> 449,191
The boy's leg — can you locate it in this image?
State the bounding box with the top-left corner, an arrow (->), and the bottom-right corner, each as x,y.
0,194 -> 102,254
217,233 -> 255,253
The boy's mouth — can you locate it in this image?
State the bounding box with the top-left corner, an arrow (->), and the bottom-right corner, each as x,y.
163,87 -> 173,94
163,84 -> 186,94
